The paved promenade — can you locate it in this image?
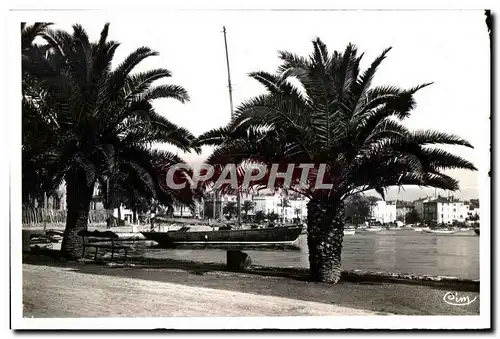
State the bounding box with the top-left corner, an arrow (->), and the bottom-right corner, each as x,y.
23,264 -> 381,317
22,259 -> 479,317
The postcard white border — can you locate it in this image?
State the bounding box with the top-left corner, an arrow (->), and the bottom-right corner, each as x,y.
7,0 -> 494,330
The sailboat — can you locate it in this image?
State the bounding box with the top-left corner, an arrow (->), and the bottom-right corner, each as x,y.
141,27 -> 302,248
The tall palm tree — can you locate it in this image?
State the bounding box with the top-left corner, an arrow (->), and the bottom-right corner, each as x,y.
23,23 -> 199,259
197,39 -> 476,283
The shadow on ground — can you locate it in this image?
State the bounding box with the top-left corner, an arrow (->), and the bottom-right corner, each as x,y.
23,250 -> 480,316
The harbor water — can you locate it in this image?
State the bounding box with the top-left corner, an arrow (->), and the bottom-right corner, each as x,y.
142,230 -> 480,279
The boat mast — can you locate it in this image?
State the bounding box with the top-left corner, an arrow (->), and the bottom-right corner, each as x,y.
222,26 -> 241,226
223,26 -> 235,118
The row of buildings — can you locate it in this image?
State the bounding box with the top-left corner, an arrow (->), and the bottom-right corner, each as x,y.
29,182 -> 480,225
205,193 -> 308,221
371,196 -> 480,225
135,193 -> 481,226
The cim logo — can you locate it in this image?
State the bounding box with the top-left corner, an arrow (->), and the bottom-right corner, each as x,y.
443,292 -> 478,306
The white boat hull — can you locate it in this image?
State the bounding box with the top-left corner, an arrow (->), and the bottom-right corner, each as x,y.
422,229 -> 458,235
344,230 -> 355,236
363,227 -> 383,232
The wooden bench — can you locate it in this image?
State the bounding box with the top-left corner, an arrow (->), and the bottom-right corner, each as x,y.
28,229 -> 65,252
29,233 -> 53,248
78,230 -> 132,262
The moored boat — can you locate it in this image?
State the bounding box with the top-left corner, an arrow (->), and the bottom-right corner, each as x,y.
422,229 -> 458,235
344,230 -> 355,236
141,225 -> 303,247
362,227 -> 383,232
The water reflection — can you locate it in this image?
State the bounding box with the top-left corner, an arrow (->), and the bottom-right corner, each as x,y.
143,230 -> 479,279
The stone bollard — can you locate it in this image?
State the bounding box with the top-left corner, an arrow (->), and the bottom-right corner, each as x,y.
226,250 -> 252,271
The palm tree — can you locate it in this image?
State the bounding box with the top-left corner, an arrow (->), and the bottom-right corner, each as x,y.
197,39 -> 476,283
22,23 -> 199,259
22,23 -> 55,206
223,201 -> 238,219
266,212 -> 280,224
241,200 -> 255,220
364,195 -> 380,223
294,207 -> 301,219
277,197 -> 291,222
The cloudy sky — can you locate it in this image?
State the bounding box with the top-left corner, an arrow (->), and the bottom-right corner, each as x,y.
49,10 -> 489,201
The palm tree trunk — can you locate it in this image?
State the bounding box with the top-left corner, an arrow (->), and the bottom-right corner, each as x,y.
60,170 -> 95,260
306,197 -> 345,283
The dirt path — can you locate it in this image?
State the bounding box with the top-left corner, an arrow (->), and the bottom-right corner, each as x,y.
23,264 -> 383,317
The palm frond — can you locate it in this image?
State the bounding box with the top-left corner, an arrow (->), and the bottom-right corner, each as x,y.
409,130 -> 474,148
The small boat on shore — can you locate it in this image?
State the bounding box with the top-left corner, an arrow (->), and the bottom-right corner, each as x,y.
413,227 -> 430,232
344,230 -> 356,236
422,229 -> 458,235
141,225 -> 303,248
362,227 -> 383,232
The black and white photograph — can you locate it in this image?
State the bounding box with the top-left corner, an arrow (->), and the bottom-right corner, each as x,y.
6,2 -> 493,331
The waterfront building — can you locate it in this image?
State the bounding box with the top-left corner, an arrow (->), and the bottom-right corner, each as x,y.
395,201 -> 415,221
423,197 -> 469,224
413,197 -> 430,221
370,200 -> 397,224
251,194 -> 308,222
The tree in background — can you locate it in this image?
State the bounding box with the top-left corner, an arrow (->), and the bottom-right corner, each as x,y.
254,210 -> 266,223
404,209 -> 420,224
467,212 -> 479,222
241,200 -> 255,221
223,201 -> 238,220
277,198 -> 291,221
344,194 -> 371,225
266,212 -> 280,224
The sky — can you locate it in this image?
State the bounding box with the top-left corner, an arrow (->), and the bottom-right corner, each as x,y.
49,10 -> 490,201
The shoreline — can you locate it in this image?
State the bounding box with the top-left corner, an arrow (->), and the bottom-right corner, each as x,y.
22,227 -> 479,285
23,248 -> 479,292
23,226 -> 479,292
